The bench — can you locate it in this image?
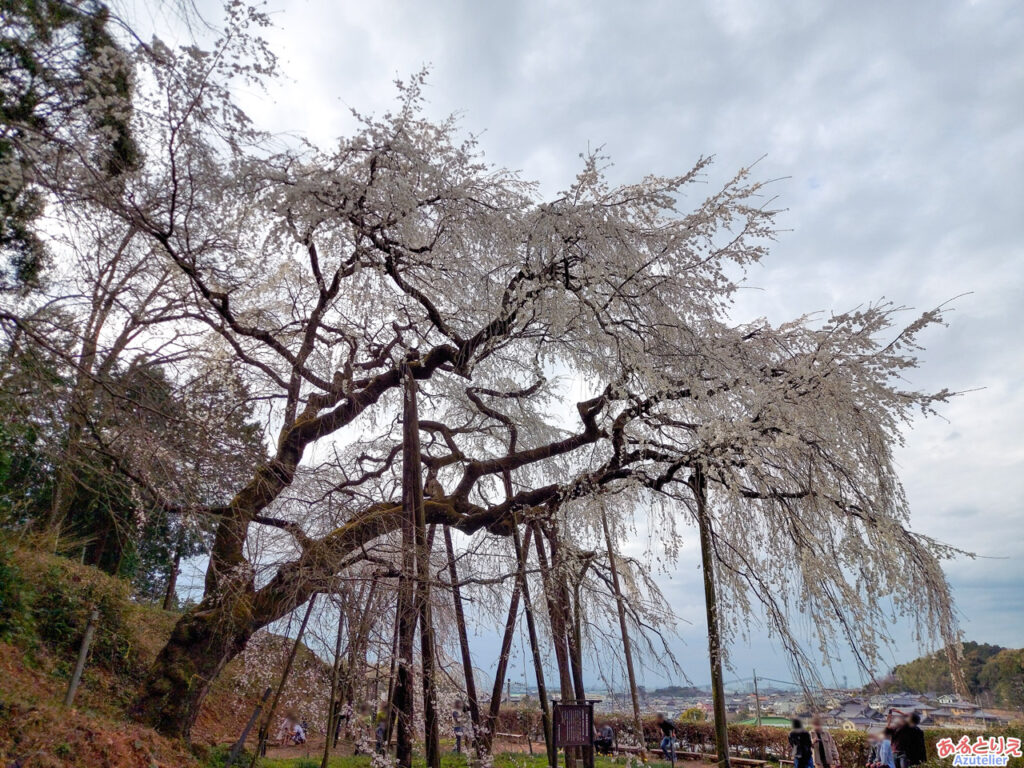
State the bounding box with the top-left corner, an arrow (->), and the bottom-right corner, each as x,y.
614,745 -> 646,754
646,750 -> 768,766
493,731 -> 536,755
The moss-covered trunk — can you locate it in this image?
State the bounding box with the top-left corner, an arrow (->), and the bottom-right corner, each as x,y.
130,594 -> 256,739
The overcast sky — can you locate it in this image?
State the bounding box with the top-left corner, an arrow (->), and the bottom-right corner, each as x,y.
170,0 -> 1024,691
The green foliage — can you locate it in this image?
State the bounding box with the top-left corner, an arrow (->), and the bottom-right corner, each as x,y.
196,744 -> 236,768
0,0 -> 139,291
1,337 -> 266,605
680,706 -> 707,722
979,648 -> 1024,710
0,541 -> 26,637
887,641 -> 1024,708
3,544 -> 143,677
0,332 -> 64,527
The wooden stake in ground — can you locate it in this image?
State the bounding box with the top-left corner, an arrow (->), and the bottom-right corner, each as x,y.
64,608 -> 99,708
483,537 -> 523,753
226,687 -> 272,768
601,512 -> 646,761
692,466 -> 731,768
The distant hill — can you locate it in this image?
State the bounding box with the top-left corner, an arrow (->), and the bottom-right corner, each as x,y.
648,685 -> 710,698
878,641 -> 1024,709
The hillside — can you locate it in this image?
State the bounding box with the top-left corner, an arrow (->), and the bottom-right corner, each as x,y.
881,641 -> 1024,708
0,542 -> 330,767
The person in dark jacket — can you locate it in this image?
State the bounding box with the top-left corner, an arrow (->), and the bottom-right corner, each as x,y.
789,719 -> 814,768
595,724 -> 615,755
901,713 -> 927,767
655,713 -> 677,760
889,712 -> 907,767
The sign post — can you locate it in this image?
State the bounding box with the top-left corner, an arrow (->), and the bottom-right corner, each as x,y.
553,700 -> 598,768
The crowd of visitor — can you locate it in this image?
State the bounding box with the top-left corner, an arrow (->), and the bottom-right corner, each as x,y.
270,699 -> 933,766
788,711 -> 928,768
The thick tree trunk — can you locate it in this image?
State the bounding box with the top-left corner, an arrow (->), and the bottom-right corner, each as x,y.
162,533 -> 184,611
130,594 -> 259,739
694,468 -> 731,768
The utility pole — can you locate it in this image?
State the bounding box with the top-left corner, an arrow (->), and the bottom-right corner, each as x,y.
753,670 -> 762,727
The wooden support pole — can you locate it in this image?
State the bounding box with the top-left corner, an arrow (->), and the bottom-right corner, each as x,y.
693,467 -> 731,768
227,687 -> 272,768
384,598 -> 401,746
394,355 -> 423,768
512,519 -> 554,768
322,596 -> 347,768
253,595 -> 318,765
601,512 -> 646,760
445,525 -> 483,758
64,608 -> 99,708
533,524 -> 576,768
483,537 -> 523,752
415,517 -> 441,768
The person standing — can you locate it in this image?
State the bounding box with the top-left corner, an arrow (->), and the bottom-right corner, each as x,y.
655,713 -> 677,761
890,712 -> 909,768
876,727 -> 897,768
868,731 -> 883,768
452,699 -> 466,754
810,716 -> 841,768
374,709 -> 387,755
901,713 -> 927,767
789,719 -> 814,768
